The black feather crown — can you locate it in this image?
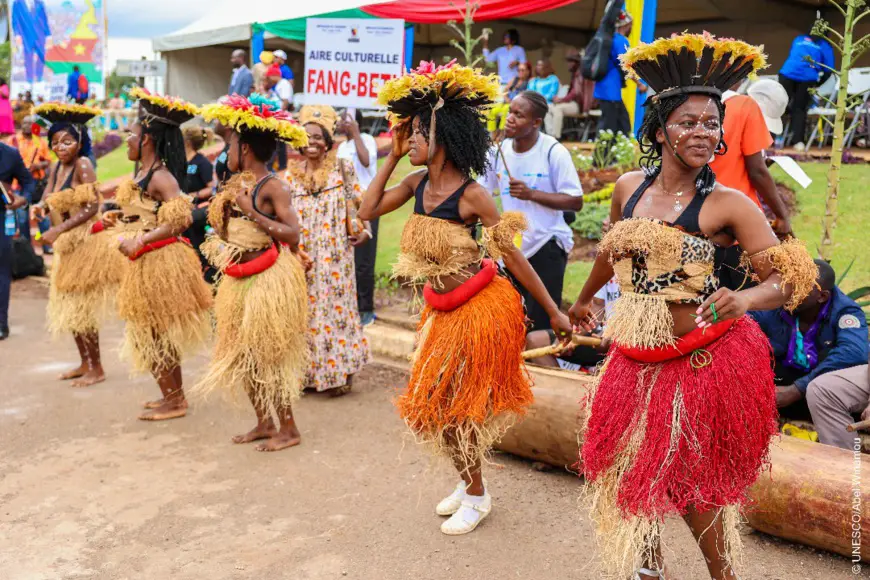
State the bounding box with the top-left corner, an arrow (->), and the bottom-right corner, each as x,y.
620,32 -> 767,102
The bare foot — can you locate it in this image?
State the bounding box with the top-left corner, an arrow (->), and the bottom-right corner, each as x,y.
70,370 -> 105,388
58,365 -> 87,381
255,431 -> 301,452
142,398 -> 165,409
138,400 -> 188,421
232,424 -> 277,444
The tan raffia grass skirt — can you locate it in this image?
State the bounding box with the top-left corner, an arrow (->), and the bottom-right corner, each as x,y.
193,250 -> 310,411
117,241 -> 213,373
47,224 -> 127,337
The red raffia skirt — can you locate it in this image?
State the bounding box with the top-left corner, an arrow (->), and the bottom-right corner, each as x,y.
580,315 -> 777,578
397,260 -> 533,471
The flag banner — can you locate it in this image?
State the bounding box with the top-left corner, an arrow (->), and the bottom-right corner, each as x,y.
10,0 -> 108,101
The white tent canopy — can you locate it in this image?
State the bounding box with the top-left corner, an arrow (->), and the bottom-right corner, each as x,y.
153,0 -> 396,52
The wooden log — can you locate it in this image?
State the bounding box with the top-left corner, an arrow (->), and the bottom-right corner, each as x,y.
498,365 -> 592,469
746,435 -> 870,562
495,364 -> 870,562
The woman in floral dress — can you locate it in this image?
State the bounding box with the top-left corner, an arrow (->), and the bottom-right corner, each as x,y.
287,105 -> 371,395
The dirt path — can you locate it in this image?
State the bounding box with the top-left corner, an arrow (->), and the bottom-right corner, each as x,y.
0,290 -> 864,580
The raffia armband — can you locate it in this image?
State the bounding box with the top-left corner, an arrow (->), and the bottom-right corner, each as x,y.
47,182 -> 100,214
480,211 -> 528,260
743,238 -> 817,311
157,195 -> 193,231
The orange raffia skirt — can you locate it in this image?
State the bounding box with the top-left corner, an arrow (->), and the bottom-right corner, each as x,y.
397,260 -> 533,471
579,315 -> 777,578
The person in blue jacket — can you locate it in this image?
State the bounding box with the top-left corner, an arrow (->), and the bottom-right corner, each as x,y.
779,33 -> 835,149
593,10 -> 632,136
751,259 -> 868,413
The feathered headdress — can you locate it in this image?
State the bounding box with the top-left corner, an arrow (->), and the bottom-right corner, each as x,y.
621,32 -> 767,102
129,87 -> 198,127
377,59 -> 500,124
32,102 -> 101,125
378,60 -> 499,162
199,94 -> 308,148
298,105 -> 338,138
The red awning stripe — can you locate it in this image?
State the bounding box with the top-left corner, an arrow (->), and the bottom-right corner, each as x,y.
361,0 -> 581,24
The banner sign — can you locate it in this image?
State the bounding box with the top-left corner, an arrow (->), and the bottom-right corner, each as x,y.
10,0 -> 108,100
304,18 -> 404,108
116,59 -> 167,78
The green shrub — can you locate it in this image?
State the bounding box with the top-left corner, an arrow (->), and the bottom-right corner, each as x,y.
571,203 -> 611,240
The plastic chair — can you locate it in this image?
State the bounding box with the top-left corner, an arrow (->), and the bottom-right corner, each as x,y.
805,69 -> 870,149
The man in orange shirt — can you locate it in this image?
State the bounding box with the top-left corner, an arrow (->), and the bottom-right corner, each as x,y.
14,115 -> 51,245
710,79 -> 791,236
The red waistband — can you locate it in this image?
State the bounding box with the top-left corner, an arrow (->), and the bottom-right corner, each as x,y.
129,236 -> 191,261
423,259 -> 497,312
224,244 -> 279,278
617,318 -> 736,363
90,221 -> 105,234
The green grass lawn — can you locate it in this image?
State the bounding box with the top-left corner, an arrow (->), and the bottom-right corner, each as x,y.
96,147 -> 134,183
373,158 -> 870,302
773,162 -> 870,293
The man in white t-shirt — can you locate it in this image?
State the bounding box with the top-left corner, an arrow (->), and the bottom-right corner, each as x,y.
478,90 -> 583,330
336,109 -> 379,326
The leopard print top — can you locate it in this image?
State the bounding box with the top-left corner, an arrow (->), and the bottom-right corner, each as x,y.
602,218 -> 720,305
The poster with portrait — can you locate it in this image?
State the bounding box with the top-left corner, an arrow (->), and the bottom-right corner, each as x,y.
10,0 -> 108,101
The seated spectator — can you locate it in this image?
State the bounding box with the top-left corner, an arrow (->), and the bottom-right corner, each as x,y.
525,275 -> 619,370
487,62 -> 532,136
806,360 -> 870,450
527,59 -> 561,104
546,49 -> 595,138
751,260 -> 868,420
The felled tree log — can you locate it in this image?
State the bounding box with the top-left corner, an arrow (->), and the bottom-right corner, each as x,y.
745,435 -> 870,562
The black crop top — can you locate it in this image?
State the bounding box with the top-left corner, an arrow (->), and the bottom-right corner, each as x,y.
413,173 -> 474,222
622,173 -> 706,235
622,172 -> 754,291
251,174 -> 277,220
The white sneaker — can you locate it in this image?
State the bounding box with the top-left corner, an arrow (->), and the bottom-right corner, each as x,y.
440,492 -> 492,535
793,142 -> 807,152
435,481 -> 467,516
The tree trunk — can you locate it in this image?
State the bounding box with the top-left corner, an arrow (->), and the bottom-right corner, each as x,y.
820,3 -> 857,261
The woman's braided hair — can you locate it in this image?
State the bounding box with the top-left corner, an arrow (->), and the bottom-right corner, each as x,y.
140,119 -> 187,188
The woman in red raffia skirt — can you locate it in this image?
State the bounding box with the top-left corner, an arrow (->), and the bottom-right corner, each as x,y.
568,33 -> 818,580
